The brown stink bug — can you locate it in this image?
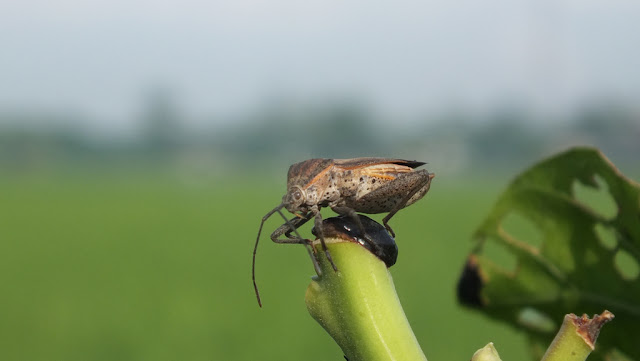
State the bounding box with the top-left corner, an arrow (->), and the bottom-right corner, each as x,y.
252,158 -> 435,306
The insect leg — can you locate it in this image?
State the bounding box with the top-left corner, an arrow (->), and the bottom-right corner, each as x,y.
252,207 -> 316,308
270,212 -> 313,242
272,211 -> 324,277
381,170 -> 434,237
312,210 -> 339,272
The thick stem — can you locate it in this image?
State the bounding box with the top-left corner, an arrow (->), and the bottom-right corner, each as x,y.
471,343 -> 503,361
541,311 -> 614,361
305,240 -> 427,361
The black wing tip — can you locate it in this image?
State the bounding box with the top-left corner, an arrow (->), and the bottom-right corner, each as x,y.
320,157 -> 427,169
398,159 -> 426,168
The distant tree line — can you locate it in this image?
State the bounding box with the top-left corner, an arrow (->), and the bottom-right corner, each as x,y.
0,97 -> 638,175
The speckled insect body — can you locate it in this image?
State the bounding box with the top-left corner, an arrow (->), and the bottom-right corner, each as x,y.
283,158 -> 433,232
252,158 -> 435,307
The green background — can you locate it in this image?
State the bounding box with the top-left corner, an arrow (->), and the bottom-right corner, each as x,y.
0,170 -> 538,361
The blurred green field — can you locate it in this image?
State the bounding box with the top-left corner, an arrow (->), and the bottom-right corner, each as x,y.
0,171 -> 531,361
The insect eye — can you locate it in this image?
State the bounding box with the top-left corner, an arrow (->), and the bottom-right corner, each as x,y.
293,190 -> 302,201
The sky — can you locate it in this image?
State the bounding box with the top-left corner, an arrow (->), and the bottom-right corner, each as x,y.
1,0 -> 639,134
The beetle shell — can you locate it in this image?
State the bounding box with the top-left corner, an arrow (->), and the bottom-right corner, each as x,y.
313,214 -> 398,267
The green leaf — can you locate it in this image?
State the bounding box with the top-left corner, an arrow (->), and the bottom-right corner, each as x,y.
458,147 -> 640,360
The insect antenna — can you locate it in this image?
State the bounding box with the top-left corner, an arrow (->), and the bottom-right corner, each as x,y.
252,202 -> 284,308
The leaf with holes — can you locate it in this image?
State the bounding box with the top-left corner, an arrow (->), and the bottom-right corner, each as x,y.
458,147 -> 640,361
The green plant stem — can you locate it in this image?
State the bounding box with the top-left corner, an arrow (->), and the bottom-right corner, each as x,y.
541,311 -> 614,361
305,240 -> 427,361
471,343 -> 503,361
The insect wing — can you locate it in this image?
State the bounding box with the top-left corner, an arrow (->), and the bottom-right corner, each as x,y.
334,158 -> 425,181
287,158 -> 334,188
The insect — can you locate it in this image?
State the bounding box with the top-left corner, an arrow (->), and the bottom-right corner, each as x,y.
252,158 -> 435,307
